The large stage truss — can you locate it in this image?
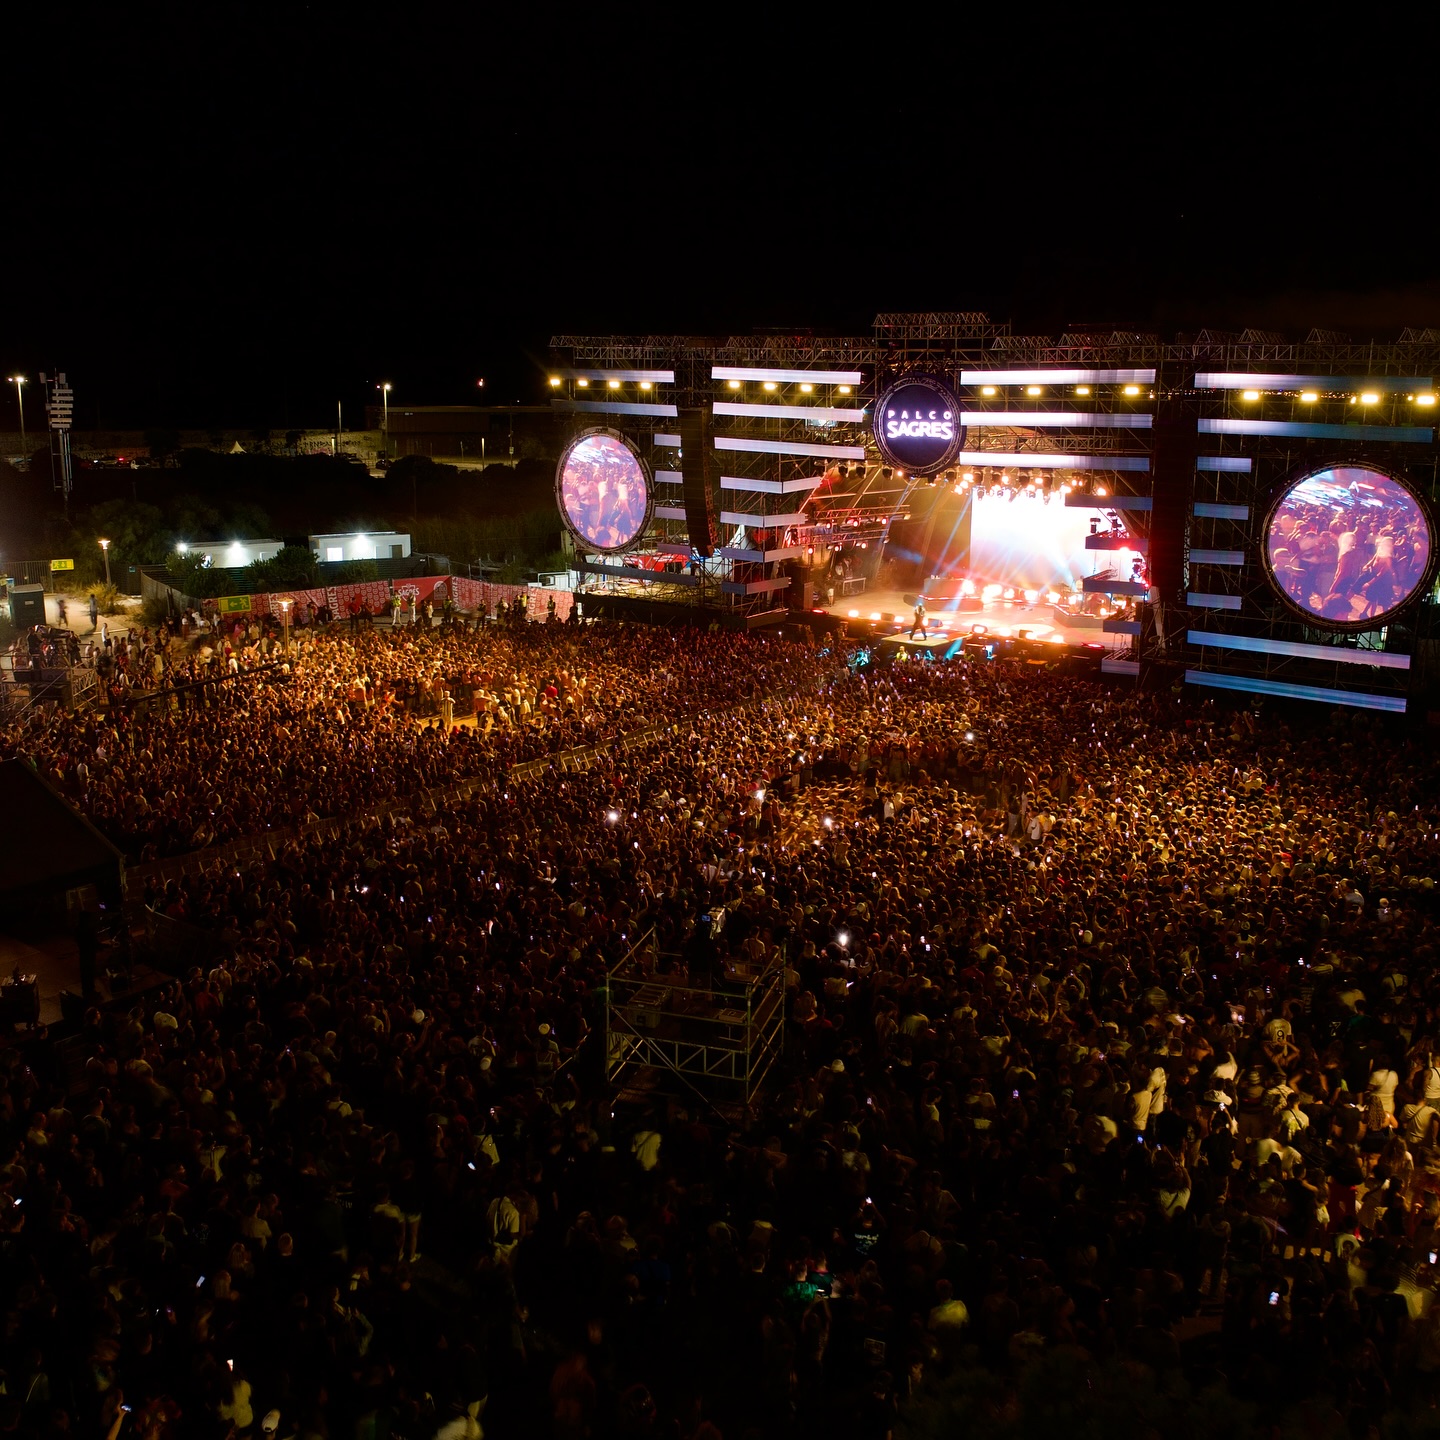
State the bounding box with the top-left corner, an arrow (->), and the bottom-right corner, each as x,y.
551,317 -> 1440,711
603,929 -> 784,1113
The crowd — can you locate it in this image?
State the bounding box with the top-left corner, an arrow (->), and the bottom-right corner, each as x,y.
3,615 -> 1440,1440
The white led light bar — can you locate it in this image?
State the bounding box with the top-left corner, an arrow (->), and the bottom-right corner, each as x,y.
1193,373 -> 1429,392
554,399 -> 678,418
962,412 -> 1152,428
712,366 -> 862,384
712,402 -> 866,423
1199,418 -> 1434,443
958,451 -> 1150,471
1187,631 -> 1410,669
961,368 -> 1156,385
1185,669 -> 1406,713
713,436 -> 866,460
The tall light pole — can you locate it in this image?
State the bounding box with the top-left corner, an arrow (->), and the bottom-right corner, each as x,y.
278,597 -> 292,655
6,376 -> 24,458
378,382 -> 391,449
98,538 -> 111,587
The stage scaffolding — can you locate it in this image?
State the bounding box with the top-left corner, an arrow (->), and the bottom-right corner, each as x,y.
603,929 -> 785,1112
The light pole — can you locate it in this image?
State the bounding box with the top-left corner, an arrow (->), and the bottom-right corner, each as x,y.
6,375 -> 24,458
98,538 -> 111,587
378,382 -> 391,449
278,597 -> 292,655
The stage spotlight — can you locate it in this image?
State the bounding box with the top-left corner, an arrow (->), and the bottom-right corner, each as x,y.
763,381 -> 778,391
870,611 -> 882,621
982,583 -> 1003,599
1075,385 -> 1091,395
728,379 -> 742,389
1026,385 -> 1042,396
640,381 -> 652,391
839,384 -> 852,394
548,377 -> 561,387
1419,394 -> 1437,406
800,382 -> 814,393
1046,590 -> 1061,603
960,579 -> 975,595
1095,485 -> 1108,497
848,609 -> 859,617
1300,390 -> 1319,402
1241,389 -> 1260,401
1360,392 -> 1379,405
608,379 -> 621,390
981,385 -> 997,396
1123,384 -> 1140,396
962,471 -> 974,482
577,378 -> 589,388
1024,589 -> 1039,602
1002,586 -> 1016,600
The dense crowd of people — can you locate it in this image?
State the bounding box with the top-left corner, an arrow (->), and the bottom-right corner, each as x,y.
3,611 -> 1440,1440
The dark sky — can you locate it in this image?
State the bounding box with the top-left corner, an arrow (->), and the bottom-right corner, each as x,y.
3,7 -> 1437,430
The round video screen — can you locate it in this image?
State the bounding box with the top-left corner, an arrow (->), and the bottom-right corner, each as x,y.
554,428 -> 654,554
1264,463 -> 1433,628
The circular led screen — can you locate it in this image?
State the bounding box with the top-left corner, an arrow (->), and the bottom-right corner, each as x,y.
874,375 -> 964,476
554,428 -> 654,554
1264,463 -> 1433,628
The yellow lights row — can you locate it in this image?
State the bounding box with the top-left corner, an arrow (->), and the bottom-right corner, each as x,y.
1237,389 -> 1436,406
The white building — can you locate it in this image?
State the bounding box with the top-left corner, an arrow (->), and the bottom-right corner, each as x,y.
309,531 -> 411,562
177,539 -> 285,568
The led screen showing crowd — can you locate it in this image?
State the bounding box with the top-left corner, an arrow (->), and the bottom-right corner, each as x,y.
1265,464 -> 1431,625
556,429 -> 652,553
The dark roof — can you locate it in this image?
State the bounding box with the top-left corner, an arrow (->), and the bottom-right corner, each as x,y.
0,759 -> 125,894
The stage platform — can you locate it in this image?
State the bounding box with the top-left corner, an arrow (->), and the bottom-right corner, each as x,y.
824,589 -> 1132,650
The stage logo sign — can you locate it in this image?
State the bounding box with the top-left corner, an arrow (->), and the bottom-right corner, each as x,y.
874,375 -> 964,476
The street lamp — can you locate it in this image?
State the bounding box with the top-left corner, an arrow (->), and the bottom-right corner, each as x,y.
98,538 -> 111,587
278,597 -> 292,655
378,382 -> 391,448
6,375 -> 24,458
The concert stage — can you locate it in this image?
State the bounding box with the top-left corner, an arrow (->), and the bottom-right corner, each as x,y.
823,589 -> 1134,651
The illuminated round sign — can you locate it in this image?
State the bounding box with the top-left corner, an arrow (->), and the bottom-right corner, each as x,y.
873,374 -> 964,476
1263,461 -> 1434,629
554,427 -> 654,554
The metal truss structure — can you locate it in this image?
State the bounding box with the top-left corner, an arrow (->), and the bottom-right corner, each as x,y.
551,320 -> 1440,706
603,930 -> 784,1112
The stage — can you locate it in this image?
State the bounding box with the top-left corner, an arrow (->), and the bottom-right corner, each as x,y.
822,588 -> 1134,651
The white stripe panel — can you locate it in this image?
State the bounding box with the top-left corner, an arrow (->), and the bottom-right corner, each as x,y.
712,402 -> 866,422
655,470 -> 682,484
720,510 -> 811,527
718,546 -> 804,562
654,506 -> 687,520
962,368 -> 1156,385
654,434 -> 680,447
1193,373 -> 1429,392
713,366 -> 862,384
962,411 -> 1153,429
957,451 -> 1150,471
558,369 -> 675,383
1186,630 -> 1411,669
713,436 -> 867,459
554,399 -> 679,417
720,475 -> 825,494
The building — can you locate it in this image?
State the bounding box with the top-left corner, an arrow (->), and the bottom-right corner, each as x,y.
308,531 -> 410,562
178,539 -> 285,568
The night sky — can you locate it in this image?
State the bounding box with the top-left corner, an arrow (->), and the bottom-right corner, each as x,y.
3,8 -> 1436,430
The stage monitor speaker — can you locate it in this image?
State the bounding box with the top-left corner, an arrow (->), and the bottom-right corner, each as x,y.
678,408 -> 719,557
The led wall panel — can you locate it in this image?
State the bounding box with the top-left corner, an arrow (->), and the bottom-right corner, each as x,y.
718,546 -> 804,562
1186,630 -> 1411,669
1102,657 -> 1141,676
1188,592 -> 1242,610
554,399 -> 679,418
1189,549 -> 1246,565
958,451 -> 1151,471
1063,495 -> 1153,510
713,436 -> 866,460
1199,418 -> 1435,443
655,470 -> 683,485
1197,456 -> 1252,472
719,510 -> 811,527
720,475 -> 825,494
1193,502 -> 1250,519
712,366 -> 862,385
1103,619 -> 1142,634
1194,373 -> 1430,393
558,369 -> 676,383
654,505 -> 687,520
961,411 -> 1153,429
961,368 -> 1156,385
712,402 -> 866,423
654,434 -> 681,447
1185,669 -> 1406,713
